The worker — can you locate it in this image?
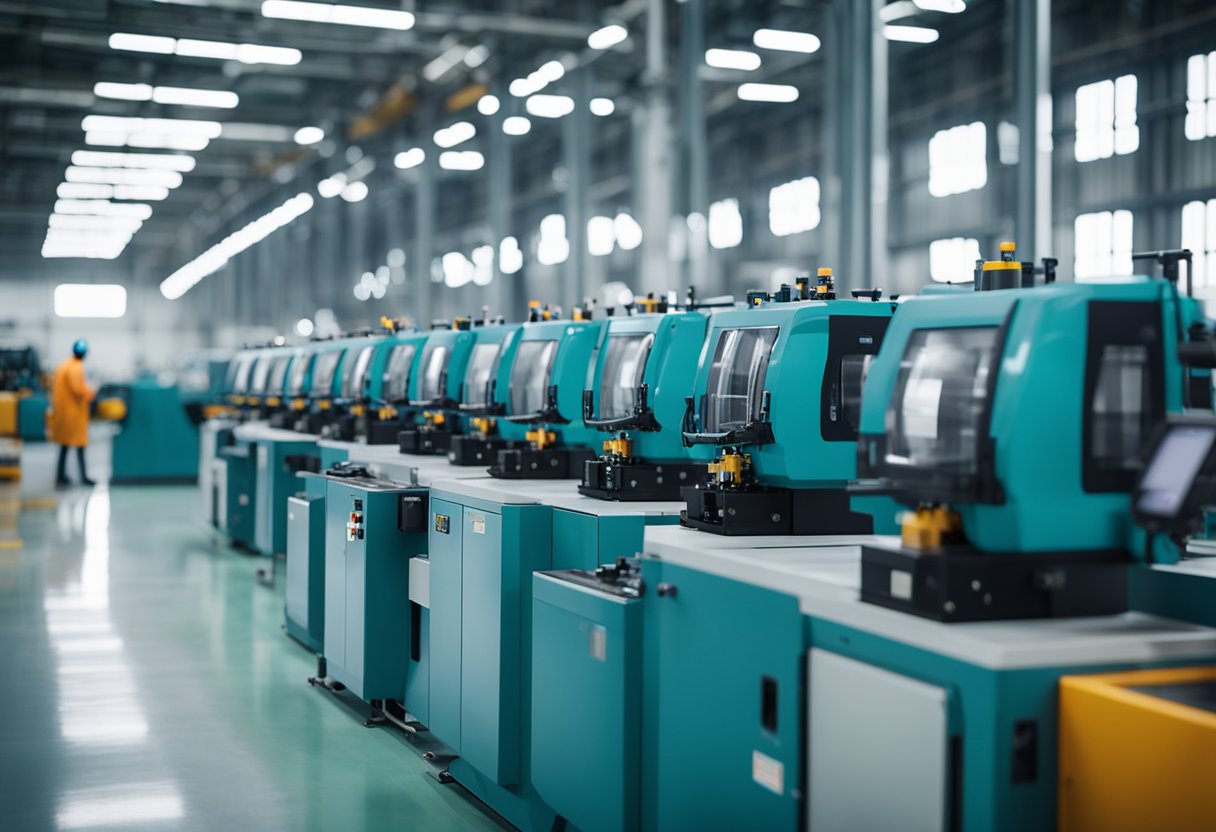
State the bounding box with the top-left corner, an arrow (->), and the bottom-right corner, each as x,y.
49,339 -> 96,487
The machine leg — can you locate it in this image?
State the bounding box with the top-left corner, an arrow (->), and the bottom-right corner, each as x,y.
423,750 -> 458,783
364,699 -> 388,728
255,554 -> 277,587
306,654 -> 345,692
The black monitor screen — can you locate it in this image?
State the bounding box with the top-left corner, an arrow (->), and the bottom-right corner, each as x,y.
1136,424 -> 1216,518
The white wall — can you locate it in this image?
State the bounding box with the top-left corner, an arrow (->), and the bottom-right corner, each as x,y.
0,281 -> 205,383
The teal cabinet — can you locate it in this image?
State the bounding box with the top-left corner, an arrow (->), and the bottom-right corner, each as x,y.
285,493 -> 326,652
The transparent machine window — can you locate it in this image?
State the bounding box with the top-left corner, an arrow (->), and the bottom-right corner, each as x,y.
703,327 -> 779,432
1090,345 -> 1151,476
598,334 -> 654,420
342,345 -> 375,400
249,357 -> 273,394
265,356 -> 291,395
509,340 -> 559,415
381,344 -> 417,403
231,357 -> 255,393
885,327 -> 999,473
310,352 -> 341,397
286,354 -> 310,396
417,345 -> 451,402
839,354 -> 874,434
462,343 -> 501,407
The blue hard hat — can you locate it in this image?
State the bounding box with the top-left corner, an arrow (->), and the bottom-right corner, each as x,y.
72,339 -> 88,358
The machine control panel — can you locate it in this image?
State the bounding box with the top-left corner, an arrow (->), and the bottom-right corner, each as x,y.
346,510 -> 364,541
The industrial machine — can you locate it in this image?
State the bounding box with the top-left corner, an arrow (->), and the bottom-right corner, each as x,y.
359,324 -> 429,444
108,377 -> 203,483
855,247 -> 1211,621
397,316 -> 516,455
678,270 -> 898,535
0,343 -> 48,441
488,305 -> 604,479
579,299 -> 712,501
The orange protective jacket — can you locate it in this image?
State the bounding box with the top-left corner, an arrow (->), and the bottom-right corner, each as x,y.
49,357 -> 95,447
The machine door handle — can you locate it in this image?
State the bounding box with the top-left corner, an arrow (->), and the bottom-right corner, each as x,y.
656,582 -> 678,598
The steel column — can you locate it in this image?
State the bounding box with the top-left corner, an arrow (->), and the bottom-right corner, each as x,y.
563,68 -> 591,311
1013,0 -> 1053,260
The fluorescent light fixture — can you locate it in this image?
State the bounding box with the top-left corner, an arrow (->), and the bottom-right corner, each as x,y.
509,77 -> 542,98
737,83 -> 799,103
387,248 -> 405,267
587,215 -> 615,256
708,197 -> 743,249
587,24 -> 627,50
48,215 -> 142,232
54,200 -> 153,219
94,82 -> 151,101
502,116 -> 531,135
294,125 -> 325,145
536,213 -> 569,266
83,132 -> 127,147
768,175 -> 822,236
883,25 -> 940,43
589,97 -> 615,116
477,95 -> 500,116
340,181 -> 368,202
880,1 -> 918,22
219,123 -> 296,142
705,48 -> 761,71
394,147 -> 425,169
526,94 -> 575,118
261,0 -> 416,30
70,151 -> 195,171
66,167 -> 183,188
295,318 -> 314,337
472,244 -> 494,286
537,60 -> 565,83
914,0 -> 965,12
53,284 -> 128,318
423,44 -> 469,82
108,33 -> 174,54
752,29 -> 821,53
433,121 -> 476,148
442,251 -> 474,288
113,184 -> 170,201
152,86 -> 239,108
316,177 -> 342,197
160,191 -> 314,299
82,115 -> 223,138
87,132 -> 209,151
499,236 -> 523,274
438,151 -> 484,171
109,32 -> 301,65
464,45 -> 489,68
353,282 -> 371,301
58,183 -> 113,199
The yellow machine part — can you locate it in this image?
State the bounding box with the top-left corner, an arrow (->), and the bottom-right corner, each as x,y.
0,393 -> 17,437
265,396 -> 282,408
291,398 -> 308,412
707,450 -> 748,484
1059,666 -> 1216,832
317,399 -> 332,411
95,398 -> 128,422
423,411 -> 446,426
201,404 -> 231,420
350,403 -> 366,418
378,405 -> 399,421
900,504 -> 962,550
603,435 -> 633,457
472,417 -> 495,437
527,428 -> 555,450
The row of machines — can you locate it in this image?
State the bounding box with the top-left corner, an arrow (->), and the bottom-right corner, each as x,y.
203,248 -> 1216,832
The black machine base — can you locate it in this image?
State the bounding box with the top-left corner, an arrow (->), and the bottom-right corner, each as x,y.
447,435 -> 518,466
680,486 -> 874,536
365,420 -> 406,445
491,447 -> 596,479
860,542 -> 1130,622
580,458 -> 705,501
398,427 -> 454,455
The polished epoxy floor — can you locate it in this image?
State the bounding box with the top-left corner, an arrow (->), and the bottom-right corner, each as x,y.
0,441 -> 508,832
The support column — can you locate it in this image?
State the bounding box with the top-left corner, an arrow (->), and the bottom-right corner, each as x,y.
563,68 -> 591,311
413,106 -> 437,328
678,0 -> 709,296
637,0 -> 674,293
487,82 -> 517,319
1014,0 -> 1052,260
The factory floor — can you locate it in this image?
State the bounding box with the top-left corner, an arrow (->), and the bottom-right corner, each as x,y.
0,438 -> 509,832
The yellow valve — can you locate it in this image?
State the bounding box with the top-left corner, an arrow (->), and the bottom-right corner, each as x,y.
317,399 -> 332,411
424,410 -> 446,426
817,267 -> 833,277
603,435 -> 633,457
528,300 -> 541,309
753,297 -> 763,306
983,242 -> 1021,271
816,284 -> 830,294
900,504 -> 963,551
351,404 -> 366,418
452,316 -> 470,331
266,396 -> 282,408
999,241 -> 1016,254
381,315 -> 399,333
95,398 -> 127,422
707,449 -> 749,484
526,428 -> 556,450
472,417 -> 495,436
378,405 -> 398,420
201,404 -> 229,420
573,308 -> 585,322
291,398 -> 307,411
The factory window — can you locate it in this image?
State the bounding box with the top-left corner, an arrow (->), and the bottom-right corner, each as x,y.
597,333 -> 654,420
1181,199 -> 1216,289
768,176 -> 821,237
1074,75 -> 1138,162
703,327 -> 778,433
708,197 -> 743,249
461,343 -> 501,408
52,283 -> 127,318
928,237 -> 982,283
928,122 -> 987,197
1074,210 -> 1134,280
509,339 -> 559,416
1186,52 -> 1216,141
